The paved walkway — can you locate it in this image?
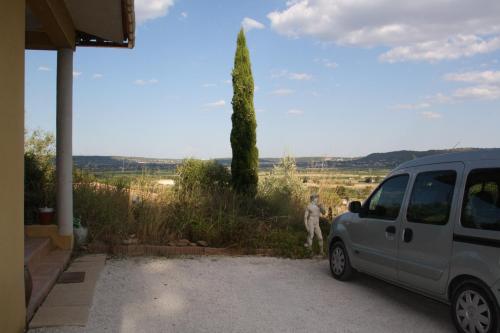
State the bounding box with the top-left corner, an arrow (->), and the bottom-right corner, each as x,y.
30,256 -> 454,333
30,254 -> 106,328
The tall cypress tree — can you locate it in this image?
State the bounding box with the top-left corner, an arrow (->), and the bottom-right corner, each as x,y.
231,29 -> 258,196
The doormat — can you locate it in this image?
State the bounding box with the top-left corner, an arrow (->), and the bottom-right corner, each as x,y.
57,271 -> 86,284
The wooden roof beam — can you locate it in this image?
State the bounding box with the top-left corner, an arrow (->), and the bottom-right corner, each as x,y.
27,0 -> 75,49
25,31 -> 57,50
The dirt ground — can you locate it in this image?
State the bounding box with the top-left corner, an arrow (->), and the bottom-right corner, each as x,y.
30,256 -> 455,333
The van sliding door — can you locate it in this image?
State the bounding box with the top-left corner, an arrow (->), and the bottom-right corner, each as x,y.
397,162 -> 464,295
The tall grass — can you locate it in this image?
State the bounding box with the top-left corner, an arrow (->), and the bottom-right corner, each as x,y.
74,157 -> 337,257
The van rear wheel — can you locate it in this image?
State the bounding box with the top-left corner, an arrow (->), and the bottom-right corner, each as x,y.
451,281 -> 499,333
329,241 -> 355,281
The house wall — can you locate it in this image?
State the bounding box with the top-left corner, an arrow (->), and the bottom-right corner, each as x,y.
0,1 -> 27,332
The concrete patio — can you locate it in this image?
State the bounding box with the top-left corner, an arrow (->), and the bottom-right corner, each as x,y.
29,256 -> 455,333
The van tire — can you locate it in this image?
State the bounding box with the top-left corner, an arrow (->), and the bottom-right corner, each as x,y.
329,241 -> 355,281
450,280 -> 499,333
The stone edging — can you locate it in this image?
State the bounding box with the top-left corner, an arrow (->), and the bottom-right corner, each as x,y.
87,242 -> 273,257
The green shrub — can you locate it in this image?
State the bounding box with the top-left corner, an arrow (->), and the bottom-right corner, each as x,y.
24,130 -> 56,223
176,159 -> 231,195
74,171 -> 131,244
258,156 -> 307,218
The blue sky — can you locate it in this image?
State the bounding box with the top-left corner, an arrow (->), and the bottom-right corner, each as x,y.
25,0 -> 500,158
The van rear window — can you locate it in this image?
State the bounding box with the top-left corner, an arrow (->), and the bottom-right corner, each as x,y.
461,168 -> 500,231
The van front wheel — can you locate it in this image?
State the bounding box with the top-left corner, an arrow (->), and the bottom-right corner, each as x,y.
329,241 -> 355,281
451,281 -> 499,333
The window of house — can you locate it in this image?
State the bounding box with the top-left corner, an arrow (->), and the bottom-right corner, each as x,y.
407,170 -> 457,225
362,174 -> 409,220
462,169 -> 500,231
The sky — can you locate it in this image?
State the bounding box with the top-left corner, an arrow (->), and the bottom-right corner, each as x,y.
25,0 -> 500,159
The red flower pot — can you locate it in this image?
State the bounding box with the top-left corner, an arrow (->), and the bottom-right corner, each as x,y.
38,207 -> 55,225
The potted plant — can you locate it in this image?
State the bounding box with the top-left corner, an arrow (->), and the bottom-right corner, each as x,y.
38,206 -> 55,225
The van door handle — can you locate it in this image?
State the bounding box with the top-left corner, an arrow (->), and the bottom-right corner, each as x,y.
385,226 -> 396,240
403,228 -> 413,243
385,226 -> 396,234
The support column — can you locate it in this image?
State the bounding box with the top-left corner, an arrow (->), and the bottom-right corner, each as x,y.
0,2 -> 26,332
56,49 -> 73,237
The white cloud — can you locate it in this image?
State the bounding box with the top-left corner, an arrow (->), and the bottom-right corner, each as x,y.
288,109 -> 304,115
204,100 -> 226,108
442,70 -> 500,100
271,70 -> 313,81
316,59 -> 338,69
426,93 -> 454,105
394,69 -> 500,111
38,66 -> 51,71
135,0 -> 175,25
242,17 -> 265,31
202,83 -> 217,88
270,88 -> 294,96
380,35 -> 500,63
325,62 -> 338,69
180,12 -> 188,19
453,85 -> 500,100
268,0 -> 500,62
92,73 -> 103,79
134,78 -> 159,86
73,71 -> 82,77
444,70 -> 500,84
288,72 -> 313,81
421,111 -> 442,119
391,102 -> 431,110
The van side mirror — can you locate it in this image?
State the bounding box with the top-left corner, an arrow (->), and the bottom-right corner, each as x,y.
348,201 -> 362,214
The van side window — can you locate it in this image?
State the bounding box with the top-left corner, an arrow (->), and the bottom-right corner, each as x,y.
407,170 -> 457,225
461,168 -> 500,231
362,174 -> 409,220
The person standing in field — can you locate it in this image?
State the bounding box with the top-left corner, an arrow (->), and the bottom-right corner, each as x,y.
304,194 -> 326,256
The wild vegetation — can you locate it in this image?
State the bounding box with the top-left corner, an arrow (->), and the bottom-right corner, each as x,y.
24,130 -> 56,223
71,157 -> 384,257
24,130 -> 385,257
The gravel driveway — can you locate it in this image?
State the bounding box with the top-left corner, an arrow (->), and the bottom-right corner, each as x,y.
31,256 -> 455,333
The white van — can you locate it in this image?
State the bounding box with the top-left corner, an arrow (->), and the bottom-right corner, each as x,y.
327,150 -> 500,333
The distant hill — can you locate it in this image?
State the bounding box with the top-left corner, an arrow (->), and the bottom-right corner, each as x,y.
73,148 -> 496,172
331,148 -> 487,169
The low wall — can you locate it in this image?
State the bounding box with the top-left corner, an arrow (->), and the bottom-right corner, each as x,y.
25,225 -> 74,250
88,242 -> 273,257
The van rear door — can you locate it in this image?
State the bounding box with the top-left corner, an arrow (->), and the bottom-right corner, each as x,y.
397,162 -> 464,295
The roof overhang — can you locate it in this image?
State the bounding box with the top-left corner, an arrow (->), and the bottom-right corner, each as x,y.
26,0 -> 135,50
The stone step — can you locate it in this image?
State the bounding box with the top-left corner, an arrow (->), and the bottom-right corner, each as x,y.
24,237 -> 52,274
26,249 -> 72,322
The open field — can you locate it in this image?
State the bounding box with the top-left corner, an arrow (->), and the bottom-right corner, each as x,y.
89,167 -> 388,215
